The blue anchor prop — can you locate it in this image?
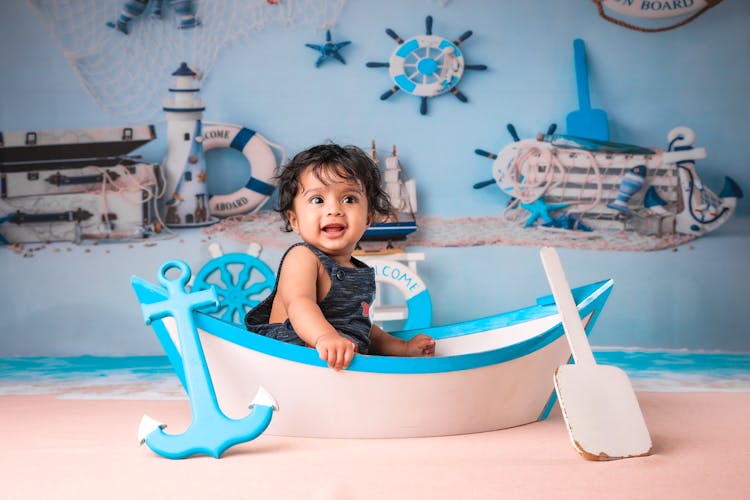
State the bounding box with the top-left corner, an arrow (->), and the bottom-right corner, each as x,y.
137,260 -> 277,459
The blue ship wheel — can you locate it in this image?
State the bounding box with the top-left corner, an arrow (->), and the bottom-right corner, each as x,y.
192,253 -> 276,325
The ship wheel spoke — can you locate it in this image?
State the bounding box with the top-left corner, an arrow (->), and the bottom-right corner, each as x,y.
380,86 -> 399,100
215,302 -> 230,321
220,303 -> 241,324
218,266 -> 235,288
245,280 -> 273,297
236,262 -> 254,291
451,87 -> 467,102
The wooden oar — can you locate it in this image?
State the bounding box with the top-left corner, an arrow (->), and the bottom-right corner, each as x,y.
539,246 -> 652,461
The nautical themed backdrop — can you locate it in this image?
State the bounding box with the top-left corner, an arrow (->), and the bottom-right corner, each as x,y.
0,0 -> 748,355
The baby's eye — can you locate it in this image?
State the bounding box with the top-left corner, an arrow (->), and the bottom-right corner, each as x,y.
310,196 -> 324,204
343,195 -> 359,204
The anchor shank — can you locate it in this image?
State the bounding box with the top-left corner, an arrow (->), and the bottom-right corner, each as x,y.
171,307 -> 223,419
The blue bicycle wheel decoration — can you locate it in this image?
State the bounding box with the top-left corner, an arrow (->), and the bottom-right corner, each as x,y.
366,15 -> 487,115
192,253 -> 276,325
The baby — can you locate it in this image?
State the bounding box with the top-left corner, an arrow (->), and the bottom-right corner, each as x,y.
245,144 -> 435,369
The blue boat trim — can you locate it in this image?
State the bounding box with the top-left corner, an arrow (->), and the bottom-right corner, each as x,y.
131,275 -> 613,378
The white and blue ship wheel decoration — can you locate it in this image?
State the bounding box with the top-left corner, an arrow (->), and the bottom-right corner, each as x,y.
366,15 -> 487,115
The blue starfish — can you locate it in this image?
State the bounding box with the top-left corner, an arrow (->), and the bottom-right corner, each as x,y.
305,30 -> 351,67
519,197 -> 569,227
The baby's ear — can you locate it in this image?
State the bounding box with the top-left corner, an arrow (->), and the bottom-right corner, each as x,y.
287,211 -> 300,233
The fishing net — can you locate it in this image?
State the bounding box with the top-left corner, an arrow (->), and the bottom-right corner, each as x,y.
28,0 -> 349,122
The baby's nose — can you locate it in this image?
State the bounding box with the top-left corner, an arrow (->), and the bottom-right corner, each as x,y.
326,200 -> 343,215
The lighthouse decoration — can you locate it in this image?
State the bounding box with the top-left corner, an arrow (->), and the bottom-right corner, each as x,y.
162,62 -> 213,227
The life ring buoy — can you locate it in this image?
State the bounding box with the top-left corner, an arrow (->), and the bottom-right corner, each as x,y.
389,35 -> 465,98
599,0 -> 714,19
201,122 -> 277,217
367,258 -> 432,330
593,0 -> 723,32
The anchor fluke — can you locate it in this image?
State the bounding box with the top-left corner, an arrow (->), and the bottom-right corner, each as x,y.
140,396 -> 276,459
251,385 -> 279,410
138,414 -> 166,445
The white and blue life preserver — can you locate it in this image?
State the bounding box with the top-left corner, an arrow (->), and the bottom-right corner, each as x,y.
388,35 -> 465,98
599,0 -> 714,19
367,258 -> 432,330
201,122 -> 277,217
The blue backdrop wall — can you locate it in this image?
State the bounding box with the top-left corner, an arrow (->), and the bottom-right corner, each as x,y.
1,0 -> 748,355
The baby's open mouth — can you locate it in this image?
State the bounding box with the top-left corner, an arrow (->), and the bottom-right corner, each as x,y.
323,224 -> 346,233
322,224 -> 346,235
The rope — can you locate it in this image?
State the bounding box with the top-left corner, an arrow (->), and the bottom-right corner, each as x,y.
90,162 -> 177,240
502,144 -> 604,226
592,0 -> 723,33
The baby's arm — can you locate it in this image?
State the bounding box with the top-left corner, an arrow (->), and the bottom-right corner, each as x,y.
275,245 -> 356,370
369,324 -> 435,357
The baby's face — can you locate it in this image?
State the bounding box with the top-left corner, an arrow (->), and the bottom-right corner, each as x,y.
286,166 -> 371,264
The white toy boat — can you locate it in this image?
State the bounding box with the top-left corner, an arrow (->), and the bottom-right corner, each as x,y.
362,142 -> 418,243
131,261 -> 613,439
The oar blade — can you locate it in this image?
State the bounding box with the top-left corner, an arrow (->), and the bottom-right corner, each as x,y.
554,363 -> 652,461
566,108 -> 609,142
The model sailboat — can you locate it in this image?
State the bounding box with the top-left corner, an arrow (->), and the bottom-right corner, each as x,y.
362,141 -> 418,243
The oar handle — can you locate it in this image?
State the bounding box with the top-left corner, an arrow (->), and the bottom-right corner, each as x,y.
573,38 -> 592,111
540,246 -> 596,366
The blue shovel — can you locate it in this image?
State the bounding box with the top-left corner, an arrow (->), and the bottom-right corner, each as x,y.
566,39 -> 609,141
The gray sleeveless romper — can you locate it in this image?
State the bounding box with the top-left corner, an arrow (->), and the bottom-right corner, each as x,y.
244,242 -> 375,354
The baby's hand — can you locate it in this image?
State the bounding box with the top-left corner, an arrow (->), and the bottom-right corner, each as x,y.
405,334 -> 436,357
315,333 -> 357,370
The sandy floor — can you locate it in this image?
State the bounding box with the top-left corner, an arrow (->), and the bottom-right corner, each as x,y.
2,392 -> 749,499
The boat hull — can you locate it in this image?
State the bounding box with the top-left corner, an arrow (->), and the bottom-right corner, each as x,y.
132,276 -> 613,438
361,221 -> 418,241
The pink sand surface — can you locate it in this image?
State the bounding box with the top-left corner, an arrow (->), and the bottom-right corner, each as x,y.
2,392 -> 748,499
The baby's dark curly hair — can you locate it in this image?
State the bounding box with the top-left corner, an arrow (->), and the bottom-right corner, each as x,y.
275,143 -> 393,232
